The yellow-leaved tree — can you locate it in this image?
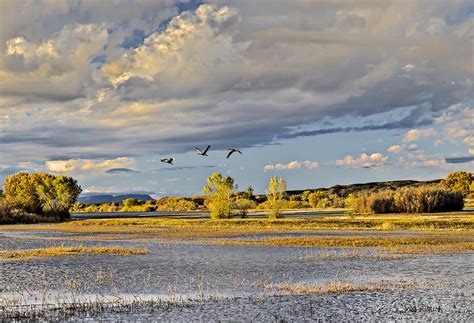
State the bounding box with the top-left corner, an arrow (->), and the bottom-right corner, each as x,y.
265,176 -> 287,219
203,172 -> 235,219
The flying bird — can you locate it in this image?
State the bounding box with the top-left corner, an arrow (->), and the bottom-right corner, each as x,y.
195,145 -> 211,156
226,148 -> 242,159
161,157 -> 175,165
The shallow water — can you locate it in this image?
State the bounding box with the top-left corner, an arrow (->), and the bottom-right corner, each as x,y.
0,229 -> 473,320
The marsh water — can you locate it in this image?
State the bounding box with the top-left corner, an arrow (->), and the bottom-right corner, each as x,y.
0,229 -> 473,320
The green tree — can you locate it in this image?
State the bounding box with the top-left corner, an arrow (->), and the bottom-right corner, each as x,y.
203,172 -> 235,219
265,176 -> 287,218
53,175 -> 82,212
442,171 -> 473,197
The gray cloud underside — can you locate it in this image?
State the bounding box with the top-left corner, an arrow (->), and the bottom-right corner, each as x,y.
105,168 -> 140,174
277,106 -> 433,139
0,0 -> 472,164
445,156 -> 474,164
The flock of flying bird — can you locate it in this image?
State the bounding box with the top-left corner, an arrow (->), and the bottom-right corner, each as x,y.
160,146 -> 242,165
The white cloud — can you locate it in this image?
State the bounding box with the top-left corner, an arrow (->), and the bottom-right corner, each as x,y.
423,159 -> 445,167
404,128 -> 437,142
0,1 -> 472,180
469,148 -> 474,155
445,128 -> 468,138
336,153 -> 388,167
45,157 -> 134,174
387,145 -> 402,154
2,24 -> 108,100
102,5 -> 239,87
465,137 -> 474,146
433,140 -> 444,147
82,186 -> 122,193
264,160 -> 319,171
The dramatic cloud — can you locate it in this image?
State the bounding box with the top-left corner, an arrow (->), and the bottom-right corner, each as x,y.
0,1 -> 472,192
264,160 -> 319,171
336,153 -> 388,168
45,157 -> 134,174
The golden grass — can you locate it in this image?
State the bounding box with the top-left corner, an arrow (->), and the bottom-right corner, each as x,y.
207,235 -> 474,248
1,212 -> 473,235
383,243 -> 474,254
262,278 -> 415,295
0,245 -> 148,260
0,213 -> 472,255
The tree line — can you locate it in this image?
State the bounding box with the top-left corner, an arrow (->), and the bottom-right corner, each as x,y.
0,170 -> 472,224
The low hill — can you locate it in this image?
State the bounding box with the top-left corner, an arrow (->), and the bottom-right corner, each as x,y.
255,179 -> 442,202
78,194 -> 155,205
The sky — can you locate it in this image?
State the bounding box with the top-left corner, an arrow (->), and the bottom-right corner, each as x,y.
0,0 -> 473,197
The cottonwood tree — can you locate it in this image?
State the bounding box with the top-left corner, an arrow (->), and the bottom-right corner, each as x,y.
3,172 -> 82,218
203,172 -> 235,219
265,176 -> 287,218
442,171 -> 473,197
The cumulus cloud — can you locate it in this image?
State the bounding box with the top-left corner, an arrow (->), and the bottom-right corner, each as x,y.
45,157 -> 134,174
0,1 -> 472,178
102,5 -> 239,87
465,137 -> 474,146
387,145 -> 402,154
264,160 -> 319,171
2,24 -> 108,100
433,140 -> 444,147
423,159 -> 445,167
404,128 -> 437,142
336,153 -> 388,168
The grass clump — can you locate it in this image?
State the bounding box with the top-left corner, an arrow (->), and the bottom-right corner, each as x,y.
262,278 -> 415,295
0,245 -> 148,260
208,235 -> 474,252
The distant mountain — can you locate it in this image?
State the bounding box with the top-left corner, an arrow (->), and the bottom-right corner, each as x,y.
78,194 -> 155,205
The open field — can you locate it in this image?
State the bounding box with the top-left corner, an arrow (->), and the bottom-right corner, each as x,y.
1,211 -> 473,320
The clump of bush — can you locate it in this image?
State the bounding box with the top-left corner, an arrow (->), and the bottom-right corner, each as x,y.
305,191 -> 345,209
156,198 -> 198,211
346,185 -> 464,214
233,198 -> 256,217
